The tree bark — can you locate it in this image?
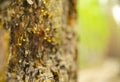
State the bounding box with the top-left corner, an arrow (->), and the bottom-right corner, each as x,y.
0,0 -> 77,82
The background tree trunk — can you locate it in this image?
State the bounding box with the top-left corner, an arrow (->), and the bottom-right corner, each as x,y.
0,0 -> 78,82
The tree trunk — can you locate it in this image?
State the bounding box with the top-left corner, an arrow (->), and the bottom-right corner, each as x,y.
0,0 -> 78,82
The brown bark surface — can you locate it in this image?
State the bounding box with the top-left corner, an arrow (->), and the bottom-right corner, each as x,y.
0,0 -> 78,82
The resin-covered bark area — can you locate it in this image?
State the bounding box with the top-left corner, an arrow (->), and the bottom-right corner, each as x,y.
0,0 -> 77,82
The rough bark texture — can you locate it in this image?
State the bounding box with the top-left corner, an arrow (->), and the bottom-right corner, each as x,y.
0,0 -> 77,82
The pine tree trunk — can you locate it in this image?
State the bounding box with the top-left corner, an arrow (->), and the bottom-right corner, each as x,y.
0,0 -> 78,82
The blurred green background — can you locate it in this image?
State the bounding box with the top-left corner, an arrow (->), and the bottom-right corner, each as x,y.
77,0 -> 117,69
